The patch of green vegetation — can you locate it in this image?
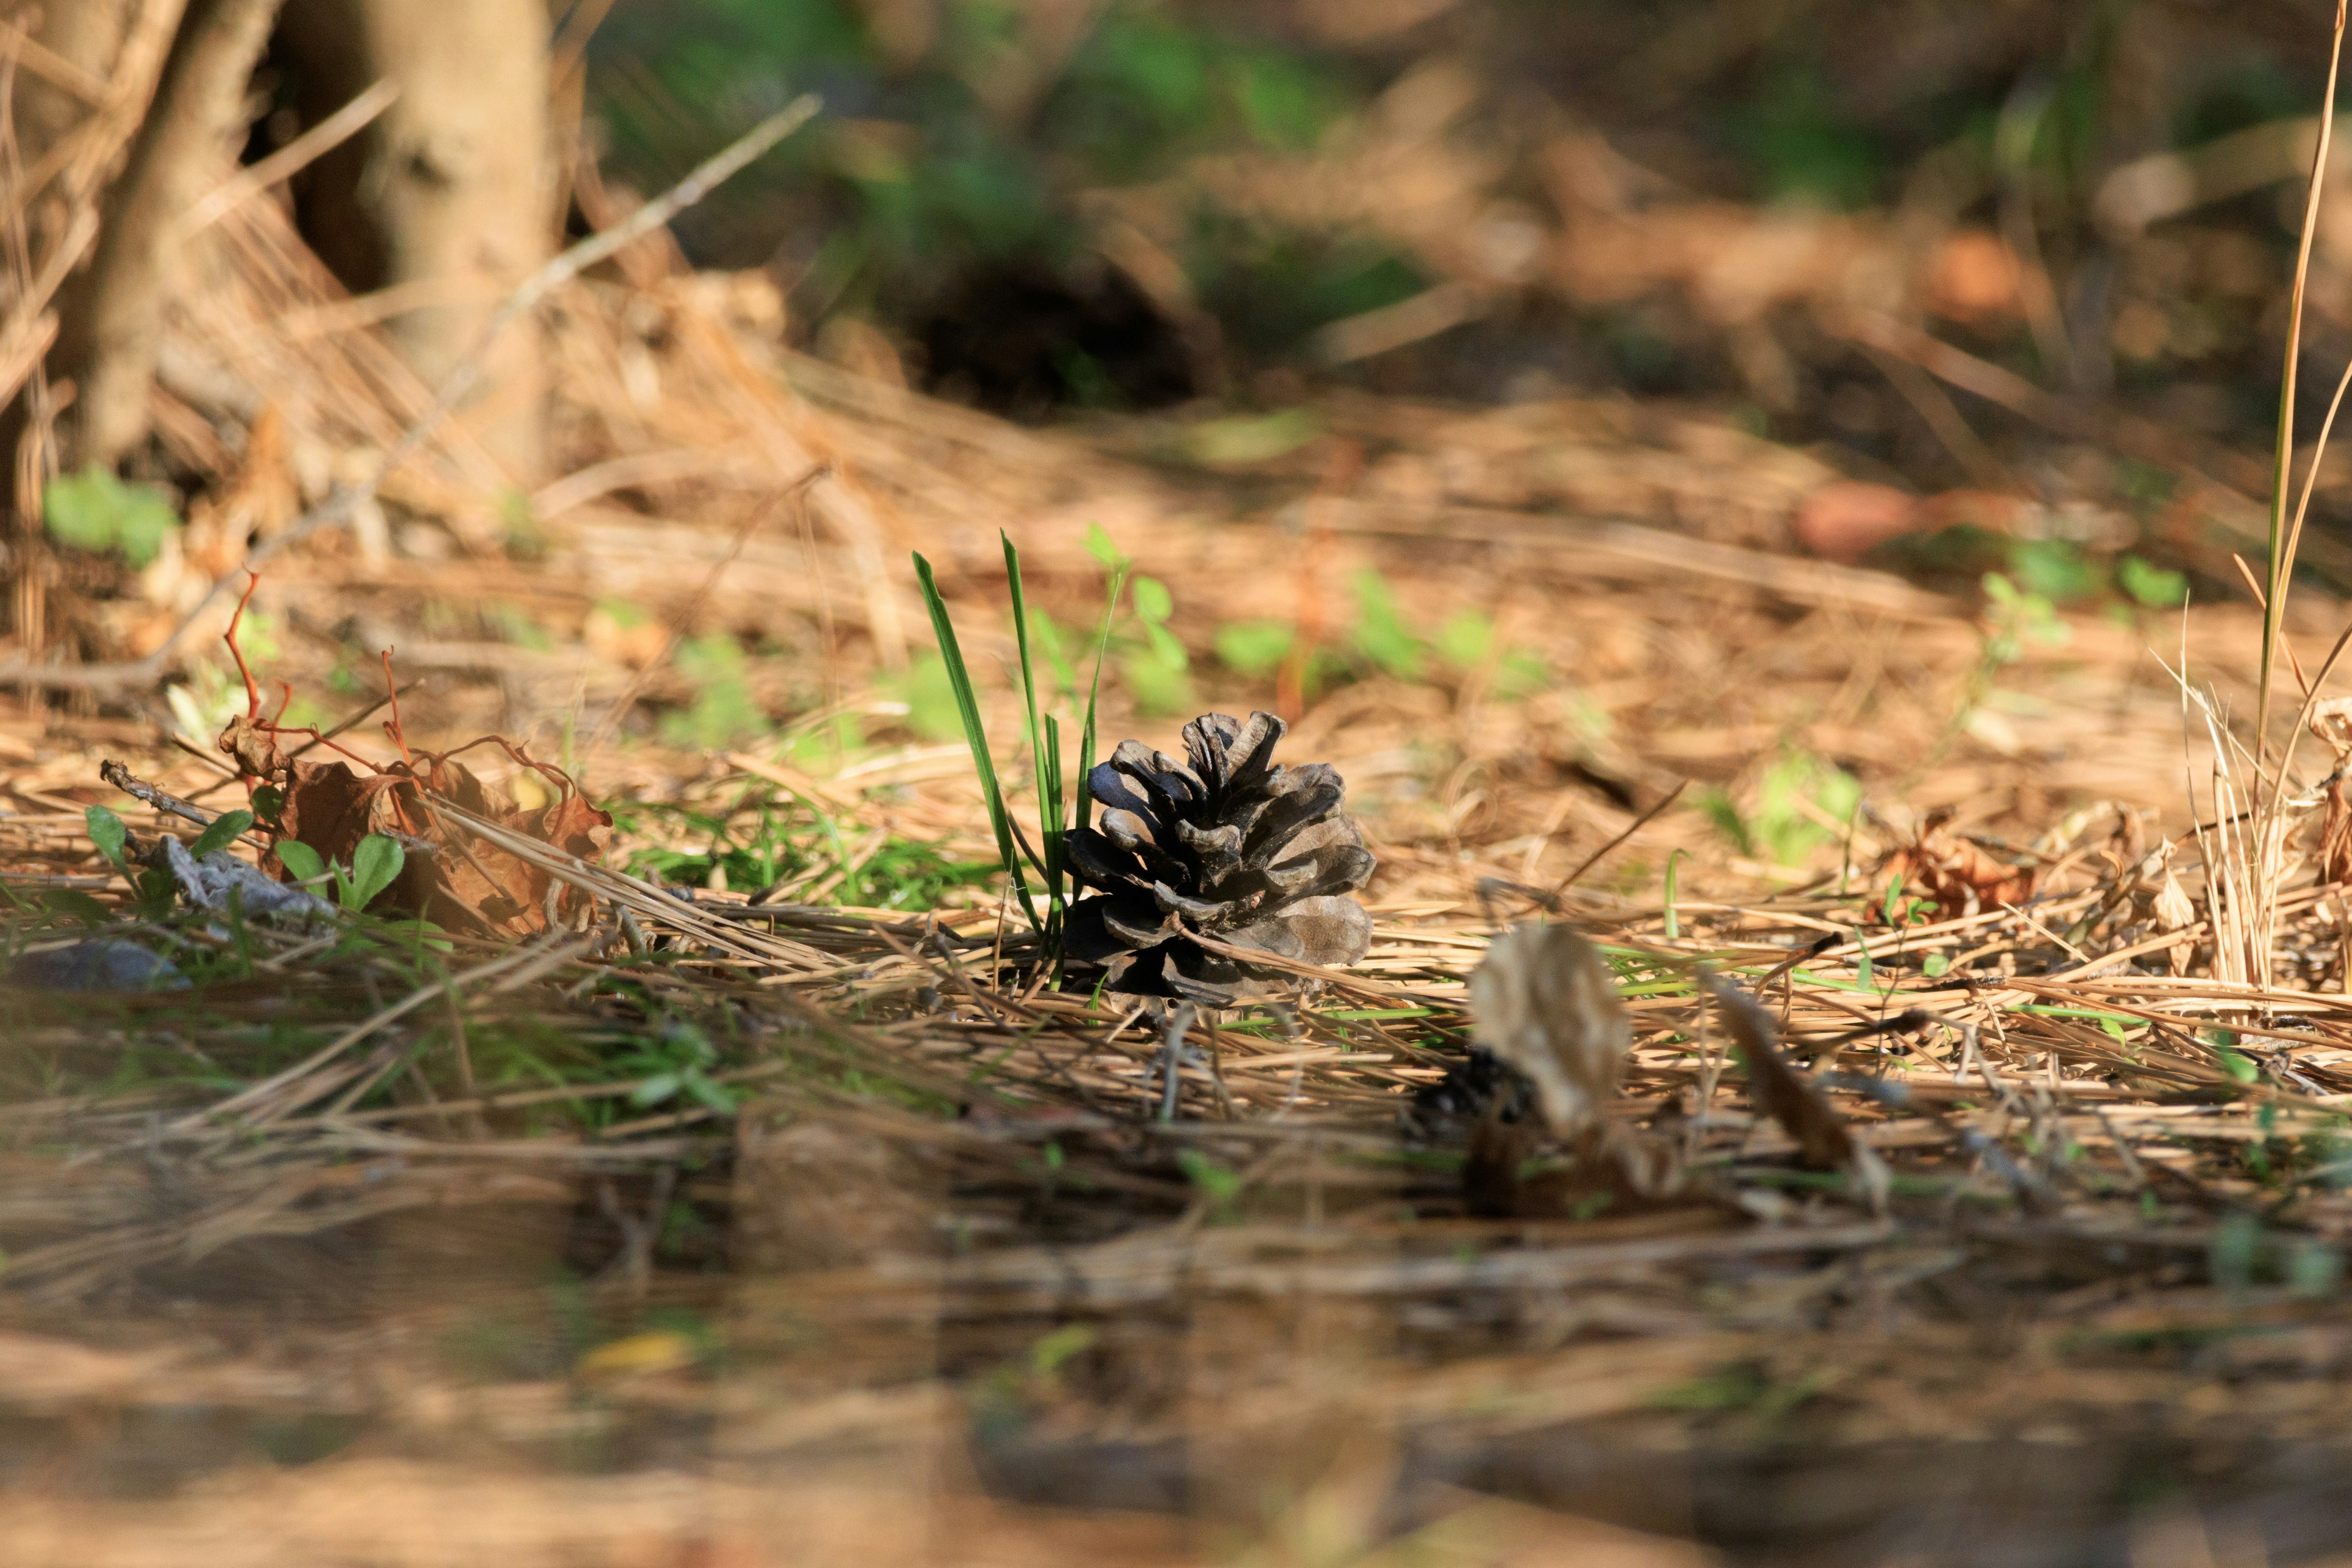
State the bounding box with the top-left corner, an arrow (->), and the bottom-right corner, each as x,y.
1728,58 -> 1886,209
883,653 -> 967,742
1189,212 -> 1427,355
1698,748 -> 1861,865
44,466 -> 179,567
593,1 -> 1378,366
614,796 -> 994,909
2117,554 -> 2188,609
662,635 -> 769,750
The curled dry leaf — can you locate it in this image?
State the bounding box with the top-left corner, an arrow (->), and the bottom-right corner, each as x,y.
1793,481 -> 1920,564
2311,698 -> 2352,889
1878,808 -> 2035,922
1466,922 -> 1631,1134
2152,865 -> 2198,976
1705,972 -> 1887,1208
269,753 -> 611,936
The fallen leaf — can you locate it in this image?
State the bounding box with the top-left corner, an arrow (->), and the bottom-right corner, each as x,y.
2153,867 -> 2198,975
1793,481 -> 1920,563
1706,972 -> 1886,1207
1467,923 -> 1630,1134
268,752 -> 610,935
1924,228 -> 2024,323
1879,809 -> 2035,921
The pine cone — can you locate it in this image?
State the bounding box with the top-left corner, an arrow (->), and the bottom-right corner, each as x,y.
1066,711 -> 1374,1005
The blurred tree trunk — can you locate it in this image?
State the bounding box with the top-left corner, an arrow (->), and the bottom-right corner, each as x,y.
0,0 -> 232,656
53,0 -> 286,469
274,0 -> 552,486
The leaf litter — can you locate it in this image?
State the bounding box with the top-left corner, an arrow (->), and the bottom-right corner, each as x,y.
18,59 -> 2352,1568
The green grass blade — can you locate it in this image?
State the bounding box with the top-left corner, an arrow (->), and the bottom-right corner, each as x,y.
1001,533 -> 1064,933
1076,564 -> 1126,834
913,551 -> 1041,933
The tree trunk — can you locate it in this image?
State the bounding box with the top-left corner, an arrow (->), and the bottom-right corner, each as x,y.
52,0 -> 287,470
1,0 -> 194,657
273,0 -> 552,486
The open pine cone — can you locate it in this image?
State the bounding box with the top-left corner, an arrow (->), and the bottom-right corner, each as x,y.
1065,711 -> 1374,1006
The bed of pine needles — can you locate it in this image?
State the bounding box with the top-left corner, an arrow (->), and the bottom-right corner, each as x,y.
18,81 -> 2352,1568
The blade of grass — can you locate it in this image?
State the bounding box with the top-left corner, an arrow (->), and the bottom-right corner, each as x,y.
913,552 -> 1042,934
1076,562 -> 1127,835
1002,533 -> 1065,938
2259,1 -> 2349,759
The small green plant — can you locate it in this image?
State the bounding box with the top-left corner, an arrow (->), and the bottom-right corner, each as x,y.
614,1020 -> 739,1116
85,804 -> 181,912
2117,555 -> 2188,609
2005,538 -> 2101,605
1213,578 -> 1545,699
1351,568 -> 1423,680
1213,618 -> 1294,678
43,466 -> 179,567
911,530 -> 1120,959
661,635 -> 769,750
1698,749 -> 1861,866
1074,537 -> 1185,717
275,834 -> 405,913
1176,1147 -> 1246,1221
1433,609 -> 1548,696
883,654 -> 967,742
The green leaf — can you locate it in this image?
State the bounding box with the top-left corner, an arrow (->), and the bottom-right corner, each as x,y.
345,834 -> 405,911
1118,644 -> 1193,715
1141,619 -> 1188,671
1076,562 -> 1126,837
2217,1047 -> 2260,1085
660,635 -> 769,750
2007,539 -> 2100,604
2118,554 -> 2188,609
1215,619 -> 1294,676
1176,1148 -> 1243,1204
1350,569 -> 1423,680
683,1069 -> 742,1115
1177,407 -> 1321,466
1001,532 -> 1065,924
189,809 -> 253,859
43,466 -> 181,568
1435,611 -> 1494,669
85,805 -> 129,870
1132,575 -> 1174,624
249,784 -> 285,829
1083,522 -> 1126,570
888,654 -> 967,743
630,1072 -> 682,1108
274,840 -> 326,885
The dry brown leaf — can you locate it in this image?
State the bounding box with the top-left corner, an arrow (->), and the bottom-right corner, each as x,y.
1467,922 -> 1630,1134
1792,480 -> 1920,564
1706,973 -> 1886,1208
1924,228 -> 2025,323
1878,809 -> 2035,922
270,753 -> 611,936
2153,867 -> 2198,975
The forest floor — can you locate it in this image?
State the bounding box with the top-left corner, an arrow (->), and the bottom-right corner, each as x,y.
15,158 -> 2352,1565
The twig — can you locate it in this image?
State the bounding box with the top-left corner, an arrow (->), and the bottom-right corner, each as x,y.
179,78 -> 399,235
0,94 -> 824,692
1550,778 -> 1687,901
97,759 -> 270,849
581,465 -> 825,757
